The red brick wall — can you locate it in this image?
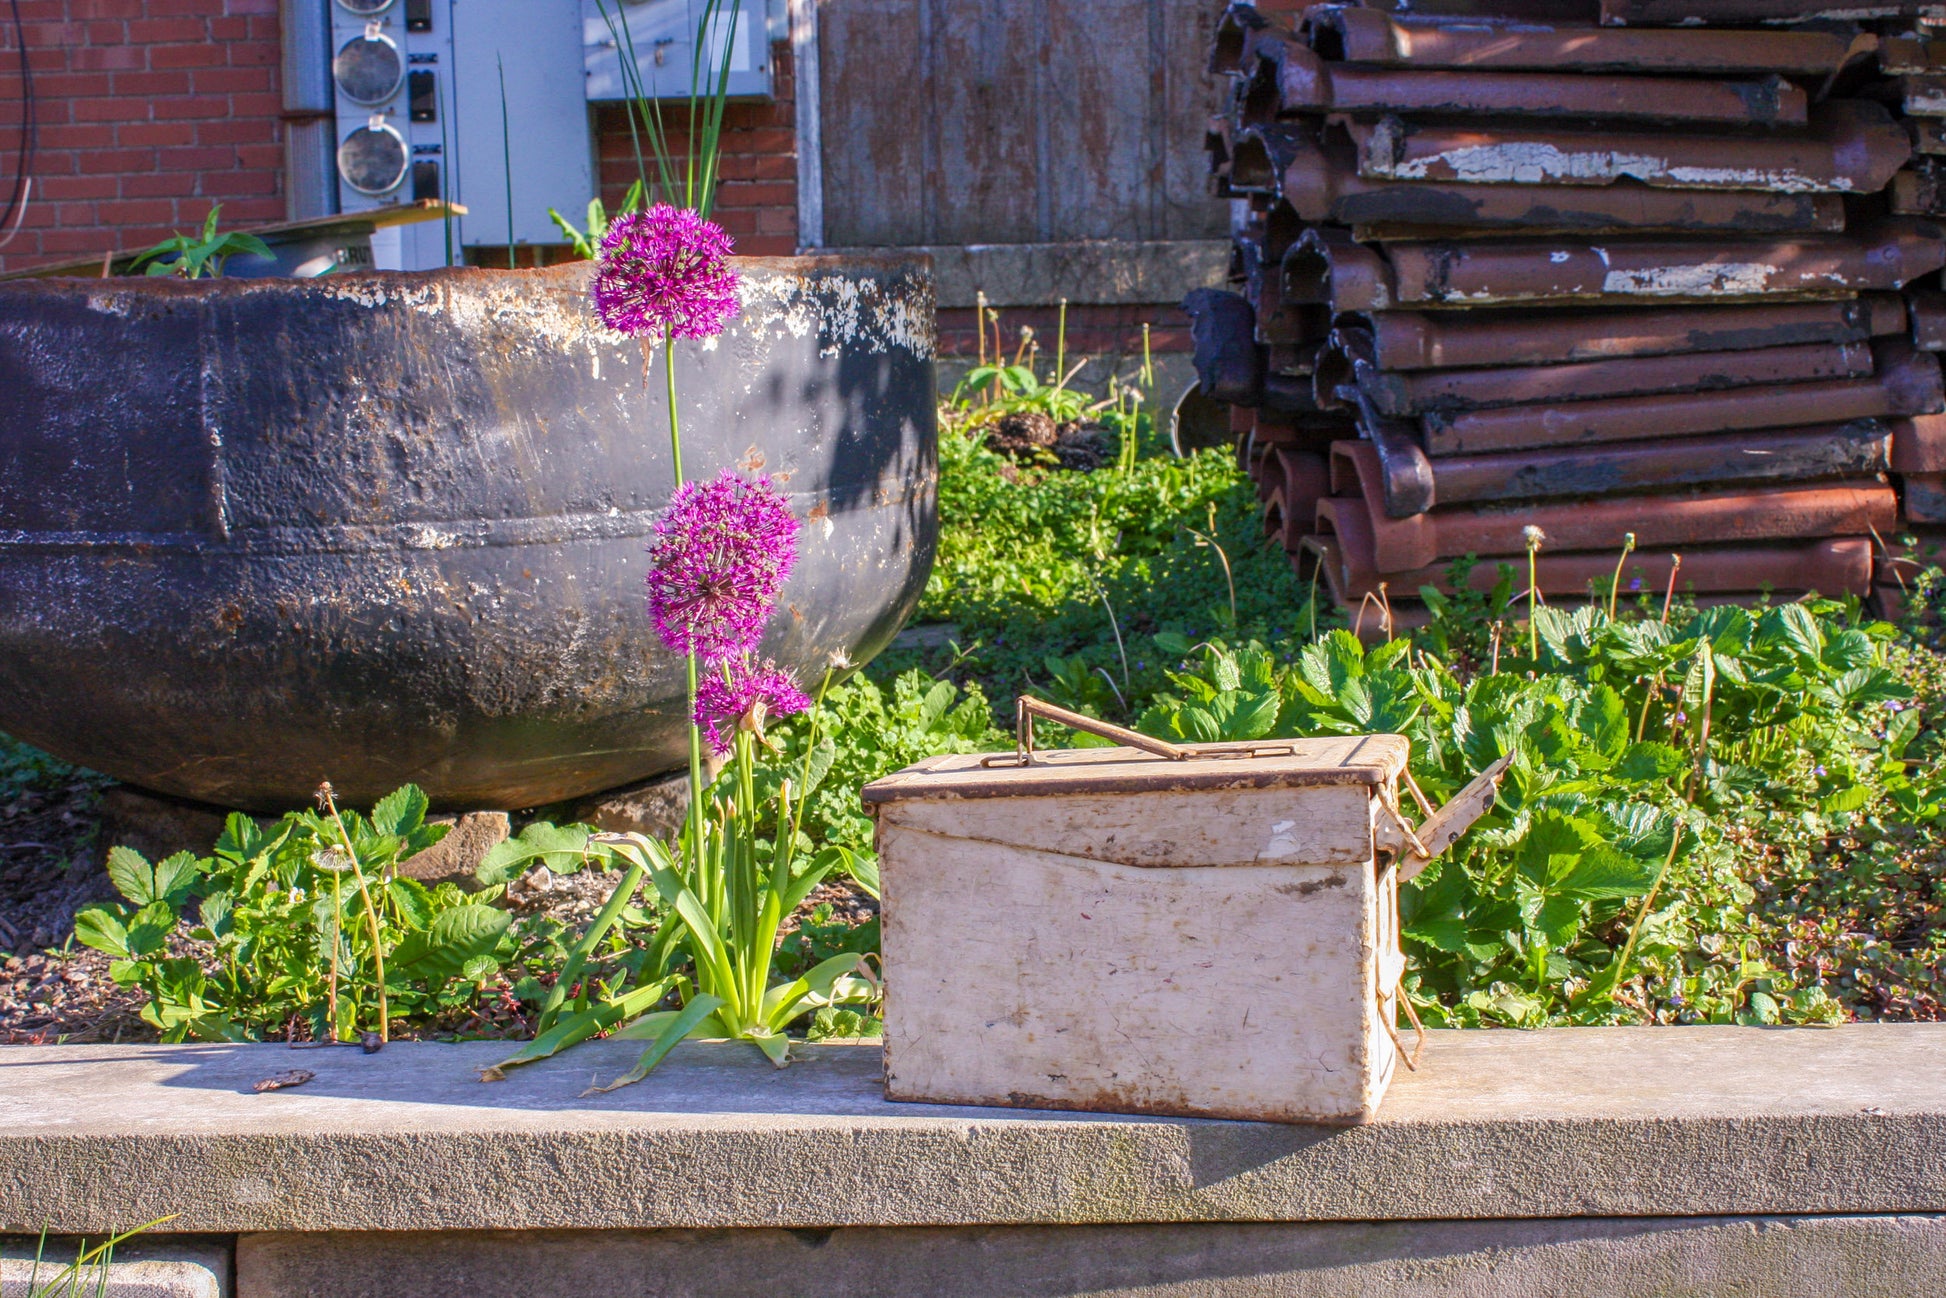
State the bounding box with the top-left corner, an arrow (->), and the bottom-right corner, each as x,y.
0,9 -> 1190,370
0,10 -> 802,274
0,0 -> 285,274
590,40 -> 799,258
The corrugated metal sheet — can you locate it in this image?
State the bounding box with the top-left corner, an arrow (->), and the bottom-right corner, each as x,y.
1280,128 -> 1848,234
1350,338 -> 1876,416
1344,102 -> 1909,194
1342,418 -> 1891,516
1309,517 -> 1873,602
1420,341 -> 1943,455
1194,0 -> 1946,620
1305,6 -> 1867,75
1385,222 -> 1946,306
1272,43 -> 1810,125
1361,297 -> 1905,370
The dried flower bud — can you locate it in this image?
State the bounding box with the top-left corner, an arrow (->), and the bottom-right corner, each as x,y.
694,659 -> 811,755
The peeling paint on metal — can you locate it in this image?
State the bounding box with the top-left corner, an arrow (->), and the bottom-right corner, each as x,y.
0,258 -> 941,809
84,293 -> 135,317
1387,142 -> 1844,193
1600,262 -> 1788,295
737,271 -> 936,359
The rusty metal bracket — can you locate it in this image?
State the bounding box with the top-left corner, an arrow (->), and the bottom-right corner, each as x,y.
1396,752 -> 1517,883
1374,782 -> 1435,859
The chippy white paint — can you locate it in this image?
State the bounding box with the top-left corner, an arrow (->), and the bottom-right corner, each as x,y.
301,277 -> 631,359
1601,261 -> 1784,296
868,737 -> 1425,1125
1382,142 -> 1837,193
84,293 -> 134,318
737,270 -> 936,359
261,264 -> 933,365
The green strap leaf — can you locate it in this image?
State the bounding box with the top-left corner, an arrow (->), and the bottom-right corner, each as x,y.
480,979 -> 672,1081
584,994 -> 725,1094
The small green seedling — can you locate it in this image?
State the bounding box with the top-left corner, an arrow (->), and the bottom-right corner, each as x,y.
128,205 -> 273,279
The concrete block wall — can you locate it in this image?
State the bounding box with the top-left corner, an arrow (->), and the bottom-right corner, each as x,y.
0,0 -> 286,275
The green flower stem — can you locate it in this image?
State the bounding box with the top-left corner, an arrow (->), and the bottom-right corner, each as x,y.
789,667 -> 839,848
662,323 -> 708,897
321,789 -> 388,1043
1603,825 -> 1684,1004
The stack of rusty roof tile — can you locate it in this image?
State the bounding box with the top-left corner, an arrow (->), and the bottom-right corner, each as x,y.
1196,0 -> 1946,629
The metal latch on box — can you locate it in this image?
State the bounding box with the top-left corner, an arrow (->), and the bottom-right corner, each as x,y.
1372,750 -> 1514,882
991,696 -> 1512,881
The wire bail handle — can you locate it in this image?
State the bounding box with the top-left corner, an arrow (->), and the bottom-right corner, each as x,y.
1014,696 -> 1187,762
986,697 -> 1298,768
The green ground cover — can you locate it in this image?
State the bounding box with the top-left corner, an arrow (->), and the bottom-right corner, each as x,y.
5,397 -> 1943,1040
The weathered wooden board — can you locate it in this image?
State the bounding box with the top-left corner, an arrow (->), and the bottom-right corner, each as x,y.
878,822 -> 1394,1124
881,783 -> 1379,869
816,0 -> 1232,245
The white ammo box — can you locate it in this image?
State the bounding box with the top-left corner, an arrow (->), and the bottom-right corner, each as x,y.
864,721 -> 1503,1126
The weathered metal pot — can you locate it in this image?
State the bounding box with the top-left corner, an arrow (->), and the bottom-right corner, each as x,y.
0,256 -> 937,810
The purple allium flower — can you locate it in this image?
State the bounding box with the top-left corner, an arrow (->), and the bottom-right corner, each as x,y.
646,470 -> 798,663
592,204 -> 739,339
695,658 -> 810,754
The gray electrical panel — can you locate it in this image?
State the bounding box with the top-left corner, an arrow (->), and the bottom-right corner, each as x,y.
327,0 -> 595,266
450,0 -> 598,253
320,0 -> 780,267
583,0 -> 771,102
330,0 -> 462,269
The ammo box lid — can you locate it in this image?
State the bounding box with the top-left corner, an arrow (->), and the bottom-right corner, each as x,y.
862,734 -> 1409,803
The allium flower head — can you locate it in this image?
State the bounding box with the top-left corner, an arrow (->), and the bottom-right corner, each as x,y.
695,659 -> 811,755
592,203 -> 739,339
646,469 -> 798,662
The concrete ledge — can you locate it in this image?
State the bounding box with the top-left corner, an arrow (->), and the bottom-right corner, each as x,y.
236,1217 -> 1946,1298
827,240 -> 1229,308
0,1028 -> 1939,1234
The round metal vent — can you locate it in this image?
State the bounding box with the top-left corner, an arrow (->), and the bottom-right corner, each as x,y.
336,0 -> 395,14
338,121 -> 410,196
334,32 -> 404,105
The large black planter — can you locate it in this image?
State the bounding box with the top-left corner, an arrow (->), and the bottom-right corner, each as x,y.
0,256 -> 937,810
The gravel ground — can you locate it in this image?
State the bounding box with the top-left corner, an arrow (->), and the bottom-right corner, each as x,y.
0,752 -> 879,1042
0,762 -> 138,1042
